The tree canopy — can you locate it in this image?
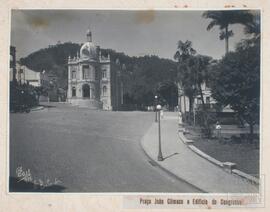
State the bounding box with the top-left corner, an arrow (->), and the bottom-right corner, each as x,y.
202,10 -> 253,54
210,37 -> 260,137
174,40 -> 213,125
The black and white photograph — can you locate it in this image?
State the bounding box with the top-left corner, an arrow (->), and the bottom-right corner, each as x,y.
9,9 -> 261,194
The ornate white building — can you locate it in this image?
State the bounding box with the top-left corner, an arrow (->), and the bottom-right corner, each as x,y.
67,30 -> 112,110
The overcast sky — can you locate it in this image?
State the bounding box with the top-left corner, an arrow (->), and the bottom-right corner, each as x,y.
11,10 -> 249,60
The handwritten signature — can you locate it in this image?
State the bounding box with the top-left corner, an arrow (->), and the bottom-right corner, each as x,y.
16,166 -> 62,189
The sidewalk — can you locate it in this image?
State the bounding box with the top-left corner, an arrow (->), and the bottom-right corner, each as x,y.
140,112 -> 259,193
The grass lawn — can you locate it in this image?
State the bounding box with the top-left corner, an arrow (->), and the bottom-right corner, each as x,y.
185,127 -> 260,178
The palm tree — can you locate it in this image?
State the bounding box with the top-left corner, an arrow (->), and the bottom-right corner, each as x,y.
174,40 -> 196,62
202,10 -> 253,54
174,40 -> 197,123
236,11 -> 260,56
186,55 -> 216,137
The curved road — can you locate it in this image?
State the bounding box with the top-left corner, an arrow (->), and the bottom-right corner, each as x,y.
10,103 -> 201,192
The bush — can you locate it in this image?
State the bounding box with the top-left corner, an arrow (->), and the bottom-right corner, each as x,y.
10,83 -> 38,112
195,110 -> 217,138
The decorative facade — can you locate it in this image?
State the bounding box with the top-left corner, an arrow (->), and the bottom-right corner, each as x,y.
67,30 -> 112,110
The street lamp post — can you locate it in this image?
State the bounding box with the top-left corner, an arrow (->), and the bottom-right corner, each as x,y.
156,104 -> 163,161
155,95 -> 158,122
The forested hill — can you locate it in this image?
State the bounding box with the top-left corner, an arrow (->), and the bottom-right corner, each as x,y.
20,42 -> 81,89
20,42 -> 177,106
20,42 -> 134,73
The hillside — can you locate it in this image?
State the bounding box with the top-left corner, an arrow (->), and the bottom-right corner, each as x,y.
20,42 -> 177,107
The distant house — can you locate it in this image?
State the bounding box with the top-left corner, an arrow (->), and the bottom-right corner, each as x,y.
178,81 -> 233,114
178,81 -> 214,113
11,62 -> 50,89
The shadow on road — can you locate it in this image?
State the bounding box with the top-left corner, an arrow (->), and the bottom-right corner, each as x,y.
163,152 -> 179,160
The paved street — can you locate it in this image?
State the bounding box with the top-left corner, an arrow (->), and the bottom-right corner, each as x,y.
10,103 -> 201,192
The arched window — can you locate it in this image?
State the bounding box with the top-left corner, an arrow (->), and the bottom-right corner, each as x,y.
103,86 -> 107,96
102,70 -> 107,79
72,87 -> 76,97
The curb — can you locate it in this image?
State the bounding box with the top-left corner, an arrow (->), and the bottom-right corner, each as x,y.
139,128 -> 207,193
232,169 -> 260,185
188,144 -> 224,168
178,130 -> 260,186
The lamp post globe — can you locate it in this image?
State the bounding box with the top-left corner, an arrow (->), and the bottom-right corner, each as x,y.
154,96 -> 158,122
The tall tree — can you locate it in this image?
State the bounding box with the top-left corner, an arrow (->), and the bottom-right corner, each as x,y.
189,55 -> 213,135
189,55 -> 212,110
237,11 -> 261,50
202,10 -> 253,54
243,10 -> 260,37
174,40 -> 196,61
174,40 -> 197,122
210,39 -> 260,141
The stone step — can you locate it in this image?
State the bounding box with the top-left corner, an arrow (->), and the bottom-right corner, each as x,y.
69,98 -> 102,109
